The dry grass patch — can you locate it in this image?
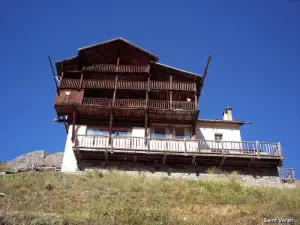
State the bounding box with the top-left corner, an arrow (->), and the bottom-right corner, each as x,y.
0,171 -> 299,224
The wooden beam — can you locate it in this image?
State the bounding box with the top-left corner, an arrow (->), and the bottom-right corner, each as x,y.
112,56 -> 120,107
109,112 -> 113,136
71,109 -> 76,142
191,156 -> 196,165
60,72 -> 64,84
219,157 -> 226,166
247,158 -> 254,168
144,112 -> 148,143
78,73 -> 83,90
199,56 -> 211,96
105,150 -> 108,162
163,154 -> 167,164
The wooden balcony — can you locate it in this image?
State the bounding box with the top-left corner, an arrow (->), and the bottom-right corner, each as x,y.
74,135 -> 283,167
60,78 -> 195,91
82,98 -> 196,110
83,64 -> 150,73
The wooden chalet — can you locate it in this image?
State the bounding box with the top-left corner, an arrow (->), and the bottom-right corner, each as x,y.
53,37 -> 283,171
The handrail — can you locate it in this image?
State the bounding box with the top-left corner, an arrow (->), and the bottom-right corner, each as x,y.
83,64 -> 150,73
74,135 -> 282,157
60,78 -> 194,91
82,98 -> 196,110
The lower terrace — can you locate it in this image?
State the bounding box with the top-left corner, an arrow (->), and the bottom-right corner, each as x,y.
74,135 -> 283,167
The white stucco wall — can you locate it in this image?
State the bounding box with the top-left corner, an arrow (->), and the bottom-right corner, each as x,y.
196,122 -> 242,142
61,125 -> 87,172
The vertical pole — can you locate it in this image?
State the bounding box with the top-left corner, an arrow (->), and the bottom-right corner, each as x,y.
145,73 -> 150,144
256,141 -> 260,159
71,109 -> 76,143
109,111 -> 113,144
60,72 -> 64,86
78,73 -> 83,90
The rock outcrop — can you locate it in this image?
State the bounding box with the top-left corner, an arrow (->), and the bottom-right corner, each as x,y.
7,151 -> 63,170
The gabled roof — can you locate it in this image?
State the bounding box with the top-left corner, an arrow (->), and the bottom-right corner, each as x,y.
78,37 -> 158,61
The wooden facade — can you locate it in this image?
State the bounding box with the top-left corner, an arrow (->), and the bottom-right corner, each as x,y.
54,38 -> 204,135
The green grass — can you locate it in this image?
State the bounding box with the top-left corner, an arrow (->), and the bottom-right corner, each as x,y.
0,171 -> 299,225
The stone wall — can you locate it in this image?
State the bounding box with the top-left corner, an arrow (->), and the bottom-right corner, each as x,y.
78,160 -> 282,187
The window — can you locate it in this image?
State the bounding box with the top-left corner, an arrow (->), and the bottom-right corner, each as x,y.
215,133 -> 223,141
86,128 -> 109,136
112,130 -> 132,137
151,126 -> 191,139
151,127 -> 169,138
173,127 -> 191,139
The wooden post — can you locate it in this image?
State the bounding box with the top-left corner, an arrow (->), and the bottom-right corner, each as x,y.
109,111 -> 113,144
147,136 -> 150,154
170,75 -> 173,109
145,74 -> 150,144
71,109 -> 76,142
163,154 -> 167,164
191,155 -> 196,165
78,73 -> 83,90
184,138 -> 187,155
111,135 -> 114,153
256,141 -> 260,159
144,112 -> 148,144
60,72 -> 64,86
278,142 -> 283,158
112,56 -> 120,107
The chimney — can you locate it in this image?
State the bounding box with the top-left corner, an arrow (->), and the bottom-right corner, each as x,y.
223,107 -> 233,121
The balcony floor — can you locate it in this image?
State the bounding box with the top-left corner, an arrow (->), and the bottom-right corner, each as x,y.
74,148 -> 282,168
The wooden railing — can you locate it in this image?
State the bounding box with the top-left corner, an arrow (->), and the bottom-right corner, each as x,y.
115,99 -> 145,107
83,80 -> 115,89
55,95 -> 81,105
82,98 -> 112,107
82,98 -> 196,110
60,78 -> 194,91
60,79 -> 80,88
83,64 -> 150,73
117,81 -> 147,90
75,135 -> 283,158
279,168 -> 296,182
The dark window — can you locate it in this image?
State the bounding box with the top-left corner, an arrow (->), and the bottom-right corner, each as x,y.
86,128 -> 109,135
215,134 -> 223,141
112,130 -> 132,137
151,127 -> 169,138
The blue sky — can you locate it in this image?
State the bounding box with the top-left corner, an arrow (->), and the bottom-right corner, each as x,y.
0,0 -> 299,177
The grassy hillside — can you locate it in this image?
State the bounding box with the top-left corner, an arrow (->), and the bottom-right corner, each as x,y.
0,171 -> 299,225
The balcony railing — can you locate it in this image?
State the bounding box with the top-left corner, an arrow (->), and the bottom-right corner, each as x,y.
74,135 -> 282,158
60,78 -> 195,91
82,98 -> 196,110
83,64 -> 150,73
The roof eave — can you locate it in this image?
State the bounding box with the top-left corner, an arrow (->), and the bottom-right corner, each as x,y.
197,119 -> 251,125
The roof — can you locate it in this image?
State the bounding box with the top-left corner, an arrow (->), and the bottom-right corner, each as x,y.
150,61 -> 202,78
78,37 -> 159,61
197,119 -> 250,125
